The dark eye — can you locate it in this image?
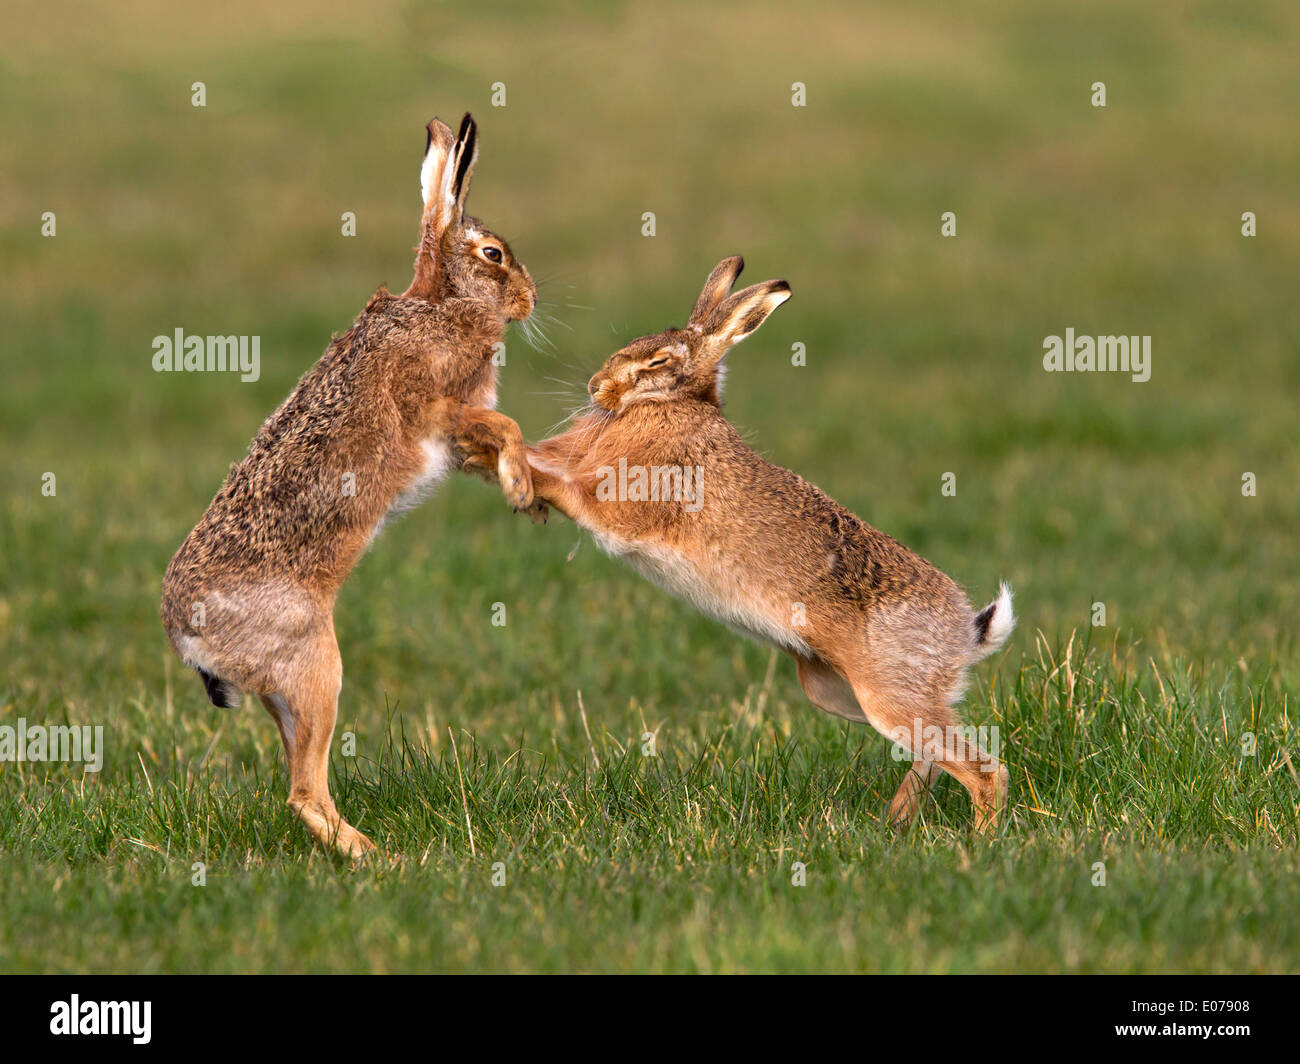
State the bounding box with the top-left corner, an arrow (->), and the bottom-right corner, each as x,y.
482,246 -> 503,264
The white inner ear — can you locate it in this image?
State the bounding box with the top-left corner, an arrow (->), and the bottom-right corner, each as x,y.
442,144 -> 467,225
440,157 -> 456,203
419,144 -> 441,206
762,288 -> 793,318
728,289 -> 792,344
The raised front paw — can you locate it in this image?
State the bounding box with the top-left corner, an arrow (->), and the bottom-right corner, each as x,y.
498,451 -> 534,511
459,438 -> 501,482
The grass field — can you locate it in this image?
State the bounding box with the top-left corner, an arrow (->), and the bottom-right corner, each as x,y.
2,0 -> 1298,972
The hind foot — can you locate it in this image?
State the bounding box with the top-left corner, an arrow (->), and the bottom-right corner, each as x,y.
971,764 -> 1009,834
289,795 -> 377,861
888,761 -> 939,827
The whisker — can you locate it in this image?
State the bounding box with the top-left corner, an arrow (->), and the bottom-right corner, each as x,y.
527,318 -> 558,355
530,269 -> 583,287
531,310 -> 576,333
515,315 -> 559,356
542,374 -> 584,388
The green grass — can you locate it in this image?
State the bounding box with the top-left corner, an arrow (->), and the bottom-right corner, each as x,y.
2,641 -> 1297,972
1,0 -> 1298,972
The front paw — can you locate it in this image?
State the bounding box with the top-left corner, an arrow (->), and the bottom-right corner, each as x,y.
461,454 -> 497,483
459,439 -> 500,479
498,452 -> 534,510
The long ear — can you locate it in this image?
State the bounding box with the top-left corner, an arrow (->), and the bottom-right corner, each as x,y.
449,113 -> 479,219
698,280 -> 792,364
403,116 -> 460,299
689,255 -> 745,327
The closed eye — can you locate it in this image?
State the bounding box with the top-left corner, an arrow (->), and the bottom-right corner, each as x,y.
646,356 -> 669,368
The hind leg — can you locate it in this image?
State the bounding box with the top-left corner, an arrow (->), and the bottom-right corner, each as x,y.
795,654 -> 1006,831
935,751 -> 1008,834
845,679 -> 1008,834
259,635 -> 375,859
795,655 -> 938,823
887,760 -> 941,827
794,655 -> 867,723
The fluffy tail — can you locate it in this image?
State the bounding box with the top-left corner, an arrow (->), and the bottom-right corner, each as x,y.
971,582 -> 1015,659
196,666 -> 242,709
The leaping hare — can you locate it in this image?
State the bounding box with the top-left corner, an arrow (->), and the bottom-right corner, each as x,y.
475,257 -> 1015,830
161,114 -> 538,857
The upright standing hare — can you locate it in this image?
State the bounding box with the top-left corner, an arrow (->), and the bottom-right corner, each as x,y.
161,114 -> 538,857
476,257 -> 1015,830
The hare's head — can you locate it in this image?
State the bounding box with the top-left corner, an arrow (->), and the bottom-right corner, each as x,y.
404,114 -> 536,322
587,257 -> 790,412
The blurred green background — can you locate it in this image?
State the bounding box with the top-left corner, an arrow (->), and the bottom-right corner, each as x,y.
1,1 -> 1297,972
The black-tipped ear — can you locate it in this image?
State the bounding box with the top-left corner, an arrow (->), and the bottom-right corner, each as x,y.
701,280 -> 792,353
451,113 -> 479,213
689,256 -> 745,326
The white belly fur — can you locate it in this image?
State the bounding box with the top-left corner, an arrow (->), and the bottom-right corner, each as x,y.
379,437 -> 455,536
370,368 -> 496,543
589,529 -> 812,657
